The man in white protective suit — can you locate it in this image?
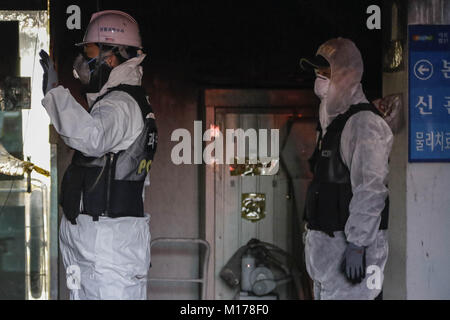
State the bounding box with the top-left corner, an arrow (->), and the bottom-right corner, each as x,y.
300,38 -> 393,300
39,10 -> 158,300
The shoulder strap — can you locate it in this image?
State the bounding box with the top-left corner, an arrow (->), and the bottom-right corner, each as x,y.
89,84 -> 153,119
326,103 -> 382,133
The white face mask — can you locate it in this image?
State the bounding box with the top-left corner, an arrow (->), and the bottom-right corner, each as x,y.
314,75 -> 330,100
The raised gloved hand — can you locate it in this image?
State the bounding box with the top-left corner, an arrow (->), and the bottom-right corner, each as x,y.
39,50 -> 58,95
341,242 -> 366,284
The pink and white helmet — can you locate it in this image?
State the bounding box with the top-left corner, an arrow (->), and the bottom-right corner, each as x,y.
76,10 -> 142,49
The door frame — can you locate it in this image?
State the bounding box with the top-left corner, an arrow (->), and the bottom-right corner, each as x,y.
202,88 -> 318,299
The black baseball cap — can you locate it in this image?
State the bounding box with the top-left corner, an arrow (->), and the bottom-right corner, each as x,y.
299,54 -> 330,71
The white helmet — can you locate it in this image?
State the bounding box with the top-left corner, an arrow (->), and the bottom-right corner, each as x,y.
76,10 -> 142,48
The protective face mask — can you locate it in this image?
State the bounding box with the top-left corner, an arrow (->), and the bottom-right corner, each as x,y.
314,75 -> 330,100
73,53 -> 112,93
73,53 -> 97,85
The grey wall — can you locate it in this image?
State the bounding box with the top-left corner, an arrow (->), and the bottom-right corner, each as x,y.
143,74 -> 201,300
406,163 -> 450,299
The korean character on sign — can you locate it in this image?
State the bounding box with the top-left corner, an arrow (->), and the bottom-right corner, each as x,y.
434,132 -> 444,151
425,132 -> 434,151
415,95 -> 433,115
416,132 -> 424,151
444,97 -> 450,114
442,60 -> 450,79
445,133 -> 450,150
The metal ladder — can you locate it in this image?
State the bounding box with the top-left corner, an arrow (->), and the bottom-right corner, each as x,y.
147,237 -> 210,300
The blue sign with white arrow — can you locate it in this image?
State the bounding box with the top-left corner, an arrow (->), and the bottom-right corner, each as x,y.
409,25 -> 450,162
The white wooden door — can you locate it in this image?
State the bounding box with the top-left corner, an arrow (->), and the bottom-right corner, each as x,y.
214,111 -> 294,299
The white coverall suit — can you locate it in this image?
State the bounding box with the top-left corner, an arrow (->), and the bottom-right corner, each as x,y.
304,38 -> 394,300
42,54 -> 151,300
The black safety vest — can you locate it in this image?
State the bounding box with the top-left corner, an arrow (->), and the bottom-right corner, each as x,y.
60,84 -> 158,224
304,103 -> 389,236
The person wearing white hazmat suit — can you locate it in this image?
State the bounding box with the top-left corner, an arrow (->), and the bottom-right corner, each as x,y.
300,38 -> 393,300
39,10 -> 157,300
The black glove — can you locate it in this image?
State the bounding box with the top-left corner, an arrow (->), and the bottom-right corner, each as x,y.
341,242 -> 366,284
39,50 -> 59,95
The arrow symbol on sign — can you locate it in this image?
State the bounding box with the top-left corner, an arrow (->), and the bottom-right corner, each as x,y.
418,64 -> 430,75
414,59 -> 433,80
